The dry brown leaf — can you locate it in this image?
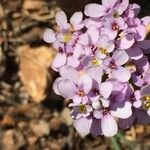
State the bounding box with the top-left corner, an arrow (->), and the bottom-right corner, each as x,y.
23,0 -> 47,11
18,45 -> 55,103
0,115 -> 15,127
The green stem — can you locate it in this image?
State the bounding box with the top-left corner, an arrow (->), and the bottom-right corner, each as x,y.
111,137 -> 121,150
116,132 -> 135,150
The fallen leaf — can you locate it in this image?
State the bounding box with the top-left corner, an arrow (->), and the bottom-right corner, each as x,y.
23,0 -> 47,11
18,45 -> 55,103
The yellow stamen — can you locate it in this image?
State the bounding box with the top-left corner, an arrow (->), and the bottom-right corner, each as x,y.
79,105 -> 87,113
143,95 -> 150,110
64,34 -> 71,42
99,47 -> 108,55
113,11 -> 120,18
143,96 -> 150,101
145,100 -> 150,110
92,58 -> 99,65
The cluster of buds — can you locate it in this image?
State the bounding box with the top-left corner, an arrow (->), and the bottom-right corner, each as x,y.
43,0 -> 150,137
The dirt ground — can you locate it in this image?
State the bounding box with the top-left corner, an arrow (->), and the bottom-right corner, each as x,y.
0,0 -> 150,150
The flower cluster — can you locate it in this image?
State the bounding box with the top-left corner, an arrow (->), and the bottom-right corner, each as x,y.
43,0 -> 150,137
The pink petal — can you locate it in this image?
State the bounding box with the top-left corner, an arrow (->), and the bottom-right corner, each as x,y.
112,67 -> 131,82
87,26 -> 99,44
55,11 -> 68,29
70,11 -> 83,26
101,28 -> 117,40
126,47 -> 143,60
117,0 -> 129,15
101,114 -> 118,137
90,119 -> 102,136
102,0 -> 118,8
67,56 -> 80,68
118,115 -> 135,129
51,53 -> 66,71
112,50 -> 129,66
58,79 -> 76,99
78,33 -> 90,45
142,16 -> 150,26
111,101 -> 132,119
86,66 -> 103,83
139,40 -> 150,54
79,74 -> 92,94
134,108 -> 150,124
99,82 -> 113,99
73,95 -> 82,104
141,85 -> 150,97
59,66 -> 79,83
133,100 -> 142,108
93,110 -> 103,119
84,18 -> 103,28
43,28 -> 56,43
119,34 -> 135,49
74,117 -> 93,137
53,77 -> 63,95
84,3 -> 106,18
136,25 -> 146,41
73,44 -> 84,58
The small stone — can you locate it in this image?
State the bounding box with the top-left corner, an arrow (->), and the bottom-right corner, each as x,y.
61,108 -> 73,126
30,120 -> 50,137
49,116 -> 63,131
2,129 -> 25,150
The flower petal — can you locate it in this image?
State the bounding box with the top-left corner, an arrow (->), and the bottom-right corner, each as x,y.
53,77 -> 63,95
79,74 -> 92,94
99,82 -> 113,99
87,26 -> 99,44
112,50 -> 129,66
142,16 -> 150,26
111,101 -> 132,119
86,66 -> 103,83
43,28 -> 56,43
51,53 -> 66,71
70,11 -> 83,26
55,11 -> 68,29
58,79 -> 76,99
90,119 -> 102,136
59,66 -> 79,83
126,47 -> 143,60
102,0 -> 118,8
112,67 -> 131,82
119,34 -> 135,49
141,85 -> 150,97
74,117 -> 93,137
118,115 -> 135,129
84,3 -> 106,17
101,114 -> 118,137
78,33 -> 90,45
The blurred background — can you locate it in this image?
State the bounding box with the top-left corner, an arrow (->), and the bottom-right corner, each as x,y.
0,0 -> 150,150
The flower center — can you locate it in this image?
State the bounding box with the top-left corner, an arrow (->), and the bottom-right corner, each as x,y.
143,95 -> 150,110
92,58 -> 100,66
58,47 -> 63,53
103,107 -> 109,115
112,23 -> 119,31
64,34 -> 71,42
109,60 -> 117,69
113,11 -> 120,18
92,88 -> 99,96
78,90 -> 85,97
143,96 -> 150,101
79,105 -> 87,113
99,47 -> 108,55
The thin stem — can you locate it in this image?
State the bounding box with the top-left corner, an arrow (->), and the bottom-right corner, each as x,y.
116,132 -> 135,150
111,136 -> 121,150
